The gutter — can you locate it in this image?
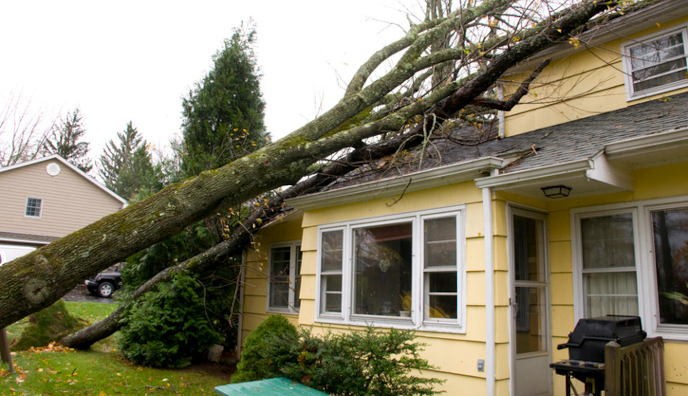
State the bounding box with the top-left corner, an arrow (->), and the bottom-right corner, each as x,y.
483,187 -> 496,395
474,159 -> 593,190
287,157 -> 505,211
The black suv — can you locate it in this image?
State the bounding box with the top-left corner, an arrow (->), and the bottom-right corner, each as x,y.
85,263 -> 124,298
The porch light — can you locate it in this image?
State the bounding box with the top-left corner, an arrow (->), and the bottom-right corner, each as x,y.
541,185 -> 571,198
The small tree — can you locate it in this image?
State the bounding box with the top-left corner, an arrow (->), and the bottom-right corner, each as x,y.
42,108 -> 92,173
181,22 -> 267,177
99,122 -> 153,198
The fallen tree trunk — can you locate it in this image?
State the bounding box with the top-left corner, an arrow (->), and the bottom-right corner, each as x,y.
0,0 -> 618,330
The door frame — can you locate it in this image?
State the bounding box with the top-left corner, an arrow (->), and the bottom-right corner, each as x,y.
506,204 -> 553,396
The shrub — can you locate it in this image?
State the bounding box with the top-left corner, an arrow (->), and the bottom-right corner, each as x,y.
280,327 -> 444,396
230,314 -> 299,383
233,317 -> 444,395
11,300 -> 84,351
119,271 -> 221,368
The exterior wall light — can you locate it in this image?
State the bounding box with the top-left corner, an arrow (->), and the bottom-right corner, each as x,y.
541,185 -> 571,198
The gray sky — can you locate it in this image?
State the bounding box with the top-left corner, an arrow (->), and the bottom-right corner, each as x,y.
0,1 -> 420,161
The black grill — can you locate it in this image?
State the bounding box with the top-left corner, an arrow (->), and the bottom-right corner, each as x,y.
550,315 -> 647,396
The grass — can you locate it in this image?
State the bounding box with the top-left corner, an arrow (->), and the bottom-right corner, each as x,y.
1,301 -> 232,395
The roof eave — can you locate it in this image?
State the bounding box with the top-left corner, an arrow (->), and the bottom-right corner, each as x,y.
287,157 -> 505,211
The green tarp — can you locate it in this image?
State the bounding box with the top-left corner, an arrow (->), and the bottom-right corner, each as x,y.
215,377 -> 329,396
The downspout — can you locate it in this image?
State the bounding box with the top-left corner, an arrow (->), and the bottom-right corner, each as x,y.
483,186 -> 496,395
497,84 -> 505,138
236,251 -> 246,360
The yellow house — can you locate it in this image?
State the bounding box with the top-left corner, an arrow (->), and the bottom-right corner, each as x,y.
238,1 -> 688,395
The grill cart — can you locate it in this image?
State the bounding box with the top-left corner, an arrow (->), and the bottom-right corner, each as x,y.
550,315 -> 646,396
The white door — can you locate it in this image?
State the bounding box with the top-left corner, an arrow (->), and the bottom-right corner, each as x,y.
510,209 -> 551,396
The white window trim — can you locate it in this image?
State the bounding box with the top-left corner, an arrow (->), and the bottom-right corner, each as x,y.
622,23 -> 688,101
572,195 -> 688,340
266,240 -> 301,315
25,197 -> 43,218
315,205 -> 467,334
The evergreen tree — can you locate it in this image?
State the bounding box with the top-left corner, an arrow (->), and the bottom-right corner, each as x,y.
99,121 -> 153,198
181,22 -> 267,177
42,108 -> 92,173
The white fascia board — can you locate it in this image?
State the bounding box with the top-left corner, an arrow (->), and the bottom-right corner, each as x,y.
587,151 -> 634,191
287,157 -> 505,211
0,237 -> 51,246
605,126 -> 688,160
475,159 -> 593,189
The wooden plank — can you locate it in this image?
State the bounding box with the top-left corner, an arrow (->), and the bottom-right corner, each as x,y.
605,337 -> 666,396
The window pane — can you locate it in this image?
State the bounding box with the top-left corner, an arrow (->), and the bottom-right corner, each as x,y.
428,295 -> 457,319
353,223 -> 412,316
322,274 -> 341,313
584,272 -> 638,317
629,33 -> 688,92
425,217 -> 457,268
652,208 -> 688,325
270,282 -> 289,308
429,272 -> 457,293
514,216 -> 545,282
581,214 -> 635,269
295,248 -> 302,309
271,247 -> 291,277
25,198 -> 41,217
321,230 -> 343,272
515,287 -> 547,354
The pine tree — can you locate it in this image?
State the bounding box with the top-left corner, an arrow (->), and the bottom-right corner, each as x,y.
99,121 -> 153,198
42,108 -> 92,173
181,22 -> 267,177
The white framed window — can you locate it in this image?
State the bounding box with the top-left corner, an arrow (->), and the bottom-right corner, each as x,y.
316,206 -> 466,333
267,241 -> 302,314
622,25 -> 688,100
572,196 -> 688,340
25,198 -> 42,218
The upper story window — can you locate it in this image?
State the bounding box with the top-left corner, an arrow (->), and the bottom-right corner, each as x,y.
316,206 -> 466,333
267,241 -> 302,314
25,198 -> 42,218
622,26 -> 688,100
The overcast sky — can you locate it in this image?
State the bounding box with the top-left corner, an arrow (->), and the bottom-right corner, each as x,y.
0,1 -> 423,162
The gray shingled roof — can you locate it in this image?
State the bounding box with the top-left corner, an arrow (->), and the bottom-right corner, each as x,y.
324,91 -> 688,190
0,231 -> 59,244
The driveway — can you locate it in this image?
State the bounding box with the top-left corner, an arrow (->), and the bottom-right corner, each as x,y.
63,284 -> 118,304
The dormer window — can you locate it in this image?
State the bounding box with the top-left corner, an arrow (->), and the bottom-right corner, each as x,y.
25,198 -> 42,218
623,26 -> 688,100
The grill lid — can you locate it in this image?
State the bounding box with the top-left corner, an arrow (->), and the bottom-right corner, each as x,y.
557,315 -> 646,363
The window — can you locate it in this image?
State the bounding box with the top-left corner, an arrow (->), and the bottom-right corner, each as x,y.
25,198 -> 42,217
579,212 -> 639,318
622,26 -> 688,100
317,207 -> 465,332
650,207 -> 688,326
267,242 -> 302,313
573,197 -> 688,339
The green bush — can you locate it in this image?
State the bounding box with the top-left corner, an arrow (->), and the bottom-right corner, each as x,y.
280,327 -> 444,396
231,314 -> 299,383
233,316 -> 444,395
11,300 -> 84,351
119,271 -> 221,368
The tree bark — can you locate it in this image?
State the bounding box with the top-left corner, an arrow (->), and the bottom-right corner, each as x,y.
0,0 -> 617,330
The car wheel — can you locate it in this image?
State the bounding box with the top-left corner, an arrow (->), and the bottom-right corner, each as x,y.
98,281 -> 115,298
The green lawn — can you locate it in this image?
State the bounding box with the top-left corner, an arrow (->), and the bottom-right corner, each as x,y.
1,301 -> 231,395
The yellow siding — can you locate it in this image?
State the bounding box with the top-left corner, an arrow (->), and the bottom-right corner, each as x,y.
503,15 -> 688,137
240,218 -> 303,344
539,161 -> 688,393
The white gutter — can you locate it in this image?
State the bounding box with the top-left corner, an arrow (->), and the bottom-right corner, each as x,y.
288,157 -> 505,211
475,159 -> 593,190
483,187 -> 496,395
604,126 -> 688,159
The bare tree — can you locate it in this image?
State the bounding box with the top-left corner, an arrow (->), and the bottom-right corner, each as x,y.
0,0 -> 637,330
0,92 -> 58,167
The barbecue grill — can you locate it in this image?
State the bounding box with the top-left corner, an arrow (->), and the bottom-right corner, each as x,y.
550,315 -> 647,396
